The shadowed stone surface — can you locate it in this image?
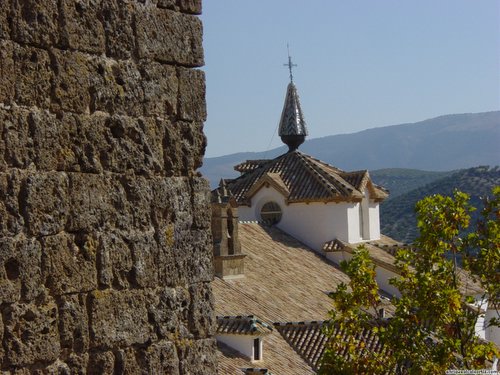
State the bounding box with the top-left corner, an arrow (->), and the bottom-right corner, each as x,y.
0,0 -> 215,372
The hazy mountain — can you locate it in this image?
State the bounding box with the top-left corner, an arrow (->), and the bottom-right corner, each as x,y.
379,166 -> 500,243
201,111 -> 500,187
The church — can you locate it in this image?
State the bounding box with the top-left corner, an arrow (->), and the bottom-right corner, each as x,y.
210,58 -> 493,374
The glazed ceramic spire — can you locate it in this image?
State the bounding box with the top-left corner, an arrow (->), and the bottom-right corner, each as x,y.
278,50 -> 308,152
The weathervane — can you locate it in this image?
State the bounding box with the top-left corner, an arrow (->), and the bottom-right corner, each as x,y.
284,44 -> 297,82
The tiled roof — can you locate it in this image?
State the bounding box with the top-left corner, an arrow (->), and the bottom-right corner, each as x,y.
217,331 -> 315,375
214,223 -> 349,374
274,320 -> 395,373
214,225 -> 484,373
213,223 -> 349,323
274,321 -> 328,371
234,160 -> 272,174
322,238 -> 344,252
216,315 -> 273,336
225,151 -> 388,205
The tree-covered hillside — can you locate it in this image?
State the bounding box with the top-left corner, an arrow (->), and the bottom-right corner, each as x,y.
370,168 -> 455,198
379,166 -> 500,243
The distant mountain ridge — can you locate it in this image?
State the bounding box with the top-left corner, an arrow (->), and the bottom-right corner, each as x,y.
201,111 -> 500,187
378,166 -> 500,243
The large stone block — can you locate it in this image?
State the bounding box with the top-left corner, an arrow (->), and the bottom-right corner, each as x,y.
118,175 -> 155,230
89,59 -> 144,117
89,289 -> 154,348
0,236 -> 43,304
114,348 -> 142,374
68,113 -> 106,173
0,312 -> 3,363
63,352 -> 89,374
147,286 -> 190,338
22,172 -> 69,236
140,60 -> 178,117
137,340 -> 180,374
26,108 -> 80,172
11,0 -> 60,48
87,351 -> 115,375
99,115 -> 164,174
100,0 -> 136,59
60,0 -> 105,54
178,338 -> 217,375
0,41 -> 15,104
156,0 -> 202,15
51,49 -> 92,114
58,114 -> 166,176
150,177 -> 180,228
173,228 -> 213,285
0,106 -> 32,170
96,232 -> 133,289
39,359 -> 72,374
162,120 -> 206,176
190,176 -> 211,229
41,232 -> 97,295
124,229 -> 176,287
136,7 -> 203,67
114,345 -> 181,374
178,67 -> 206,121
0,3 -> 11,38
188,282 -> 215,339
66,173 -> 129,232
13,44 -> 53,109
3,300 -> 60,367
57,294 -> 89,353
0,171 -> 25,236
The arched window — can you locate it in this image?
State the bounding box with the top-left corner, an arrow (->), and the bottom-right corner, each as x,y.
260,201 -> 282,225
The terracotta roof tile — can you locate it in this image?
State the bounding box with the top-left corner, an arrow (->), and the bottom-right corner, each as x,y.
224,151 -> 388,205
216,315 -> 273,336
213,223 -> 349,323
274,320 -> 396,372
234,159 -> 272,173
217,330 -> 316,374
214,223 -> 348,374
274,321 -> 328,371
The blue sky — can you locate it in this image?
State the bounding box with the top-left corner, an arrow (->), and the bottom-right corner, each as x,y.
200,1 -> 500,157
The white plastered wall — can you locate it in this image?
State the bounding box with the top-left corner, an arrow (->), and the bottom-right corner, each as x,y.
216,334 -> 262,361
360,188 -> 381,241
239,186 -> 359,251
368,202 -> 381,240
238,185 -> 382,251
485,306 -> 500,345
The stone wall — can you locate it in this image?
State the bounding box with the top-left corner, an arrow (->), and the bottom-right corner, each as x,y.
0,0 -> 216,373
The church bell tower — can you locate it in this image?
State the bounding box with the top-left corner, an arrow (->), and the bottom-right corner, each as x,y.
211,179 -> 246,279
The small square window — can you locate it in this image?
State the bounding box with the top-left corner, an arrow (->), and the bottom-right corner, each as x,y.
253,338 -> 261,361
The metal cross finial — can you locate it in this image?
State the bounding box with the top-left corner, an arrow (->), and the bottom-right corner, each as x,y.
284,44 -> 297,82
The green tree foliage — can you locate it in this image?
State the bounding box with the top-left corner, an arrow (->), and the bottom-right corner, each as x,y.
321,246 -> 389,374
321,188 -> 500,374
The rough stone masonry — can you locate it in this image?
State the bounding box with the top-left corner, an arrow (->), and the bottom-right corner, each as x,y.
0,0 -> 217,373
